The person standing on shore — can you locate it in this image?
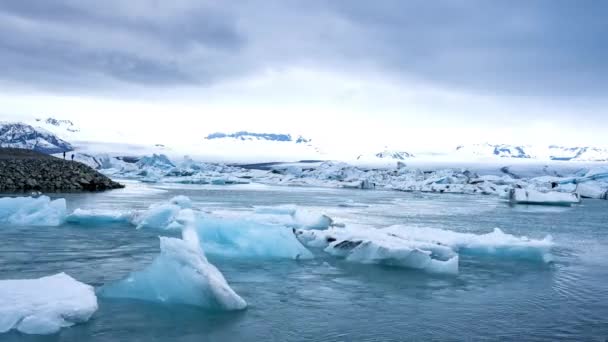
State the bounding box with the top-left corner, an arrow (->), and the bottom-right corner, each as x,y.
63,151 -> 66,159
71,154 -> 75,161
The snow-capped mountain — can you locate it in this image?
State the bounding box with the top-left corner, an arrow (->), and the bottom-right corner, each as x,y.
374,150 -> 415,160
0,122 -> 73,154
455,143 -> 608,162
36,117 -> 80,133
205,131 -> 311,144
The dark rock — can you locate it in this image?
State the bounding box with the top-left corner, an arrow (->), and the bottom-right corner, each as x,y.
0,148 -> 124,192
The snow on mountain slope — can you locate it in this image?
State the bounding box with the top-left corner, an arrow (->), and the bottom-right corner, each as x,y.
0,122 -> 73,154
29,117 -> 130,145
198,131 -> 323,163
205,131 -> 311,143
455,143 -> 608,162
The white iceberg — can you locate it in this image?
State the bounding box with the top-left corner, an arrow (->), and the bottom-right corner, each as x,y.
0,196 -> 66,226
0,273 -> 98,335
99,209 -> 247,311
509,188 -> 580,206
295,224 -> 553,273
576,182 -> 608,200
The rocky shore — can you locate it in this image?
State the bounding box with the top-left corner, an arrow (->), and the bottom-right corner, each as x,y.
0,148 -> 124,192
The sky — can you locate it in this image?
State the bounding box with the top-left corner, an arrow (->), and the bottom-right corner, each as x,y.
1,0 -> 607,154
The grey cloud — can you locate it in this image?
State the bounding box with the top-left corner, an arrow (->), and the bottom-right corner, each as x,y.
0,0 -> 606,97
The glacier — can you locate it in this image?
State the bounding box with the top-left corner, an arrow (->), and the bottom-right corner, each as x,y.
99,209 -> 247,311
0,196 -> 66,226
0,273 -> 98,335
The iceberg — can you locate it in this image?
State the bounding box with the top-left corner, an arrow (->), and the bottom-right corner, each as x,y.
0,196 -> 66,226
66,208 -> 134,225
131,195 -> 192,230
576,182 -> 608,200
195,215 -> 314,260
253,205 -> 333,229
294,224 -> 553,273
99,209 -> 247,311
509,188 -> 580,206
0,273 -> 98,335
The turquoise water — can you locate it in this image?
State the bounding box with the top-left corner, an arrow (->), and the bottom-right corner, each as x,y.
1,182 -> 608,341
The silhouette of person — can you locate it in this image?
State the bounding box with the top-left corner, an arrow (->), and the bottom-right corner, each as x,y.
63,151 -> 66,159
71,154 -> 75,161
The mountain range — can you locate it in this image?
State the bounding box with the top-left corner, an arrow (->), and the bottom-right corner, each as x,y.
2,119 -> 607,163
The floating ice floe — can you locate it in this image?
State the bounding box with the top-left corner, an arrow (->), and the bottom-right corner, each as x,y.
294,224 -> 553,274
509,188 -> 580,206
0,273 -> 98,335
0,196 -> 66,226
66,208 -> 134,225
99,209 -> 247,311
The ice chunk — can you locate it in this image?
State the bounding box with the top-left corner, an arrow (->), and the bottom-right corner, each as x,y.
99,209 -> 247,311
509,188 -> 580,206
169,195 -> 192,208
292,209 -> 333,230
576,182 -> 608,199
131,195 -> 192,230
0,273 -> 98,335
0,196 -> 66,226
66,208 -> 134,225
195,215 -> 314,260
334,239 -> 459,275
253,205 -> 332,229
295,224 -> 553,273
383,226 -> 554,263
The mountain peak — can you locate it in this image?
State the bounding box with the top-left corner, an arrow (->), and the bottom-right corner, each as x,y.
0,122 -> 73,154
205,131 -> 311,143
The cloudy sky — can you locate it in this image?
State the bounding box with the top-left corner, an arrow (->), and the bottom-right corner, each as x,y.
1,0 -> 607,153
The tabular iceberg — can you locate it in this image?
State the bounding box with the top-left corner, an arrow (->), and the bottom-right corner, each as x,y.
0,273 -> 98,335
294,224 -> 553,274
0,196 -> 66,226
99,209 -> 247,311
509,188 -> 580,206
66,208 -> 134,225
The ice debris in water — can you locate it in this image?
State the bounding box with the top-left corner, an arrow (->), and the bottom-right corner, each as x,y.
294,225 -> 554,274
99,209 -> 247,311
0,273 -> 98,335
131,195 -> 192,230
0,196 -> 66,226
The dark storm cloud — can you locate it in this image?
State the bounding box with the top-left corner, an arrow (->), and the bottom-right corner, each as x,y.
0,0 -> 606,96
